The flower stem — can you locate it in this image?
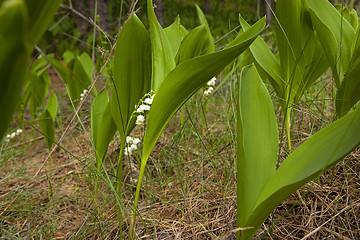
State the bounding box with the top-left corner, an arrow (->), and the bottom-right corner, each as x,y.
116,139 -> 126,239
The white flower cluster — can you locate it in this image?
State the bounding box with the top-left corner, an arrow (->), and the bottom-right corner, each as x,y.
80,89 -> 88,101
124,136 -> 141,156
135,93 -> 155,126
203,77 -> 216,96
5,129 -> 23,141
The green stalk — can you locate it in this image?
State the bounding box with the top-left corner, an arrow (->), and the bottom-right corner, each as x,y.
202,98 -> 208,135
180,107 -> 185,138
285,107 -> 292,151
119,0 -> 124,30
129,163 -> 146,239
116,139 -> 126,239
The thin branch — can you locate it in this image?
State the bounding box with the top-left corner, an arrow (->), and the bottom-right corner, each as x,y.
60,3 -> 115,44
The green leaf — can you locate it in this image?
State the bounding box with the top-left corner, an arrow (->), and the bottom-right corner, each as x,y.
91,89 -> 117,170
164,16 -> 187,57
0,0 -> 28,140
275,0 -> 302,81
130,18 -> 266,234
71,57 -> 92,95
47,54 -> 71,85
147,0 -> 175,91
31,55 -> 49,75
110,14 -> 151,140
236,65 -> 278,229
239,15 -> 284,101
47,52 -> 92,104
28,71 -> 50,118
240,105 -> 360,239
195,4 -> 215,53
175,25 -> 213,64
39,110 -> 55,151
141,17 -> 266,169
349,9 -> 358,30
274,0 -> 323,105
336,58 -> 360,117
308,0 -> 355,86
77,52 -> 93,80
46,91 -> 58,119
63,50 -> 75,66
24,0 -> 62,46
0,0 -> 60,141
335,21 -> 360,117
92,90 -> 108,149
241,1 -> 329,150
38,91 -> 58,151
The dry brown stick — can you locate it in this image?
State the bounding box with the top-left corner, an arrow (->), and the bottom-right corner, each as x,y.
322,227 -> 352,240
129,0 -> 139,16
59,3 -> 115,43
0,39 -> 117,218
300,200 -> 360,240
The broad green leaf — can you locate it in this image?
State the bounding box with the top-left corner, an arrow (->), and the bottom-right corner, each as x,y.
110,14 -> 151,140
195,4 -> 215,53
147,0 -> 175,91
241,1 -> 329,149
71,57 -> 92,97
28,71 -> 50,118
308,0 -> 355,85
141,17 -> 266,169
24,0 -> 62,46
164,16 -> 187,57
334,5 -> 358,30
351,25 -> 360,62
335,21 -> 360,117
175,25 -> 213,64
274,0 -> 321,106
308,0 -> 360,116
46,91 -> 58,119
96,104 -> 116,170
336,58 -> 360,117
48,53 -> 92,103
38,91 -> 58,151
63,50 -> 76,66
237,65 -> 278,228
21,41 -> 49,123
31,55 -> 49,75
92,90 -> 108,148
302,33 -> 329,90
47,54 -> 71,84
239,15 -> 284,101
349,9 -> 358,30
77,52 -> 93,80
39,110 -> 55,151
0,0 -> 60,141
240,106 -> 360,239
0,0 -> 28,140
91,89 -> 117,169
275,0 -> 302,81
130,19 -> 266,230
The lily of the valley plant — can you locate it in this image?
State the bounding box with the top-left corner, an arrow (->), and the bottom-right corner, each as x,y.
91,0 -> 265,238
236,65 -> 360,239
90,1 -> 360,239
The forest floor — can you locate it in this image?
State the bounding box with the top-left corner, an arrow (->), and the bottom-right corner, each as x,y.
0,72 -> 359,240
